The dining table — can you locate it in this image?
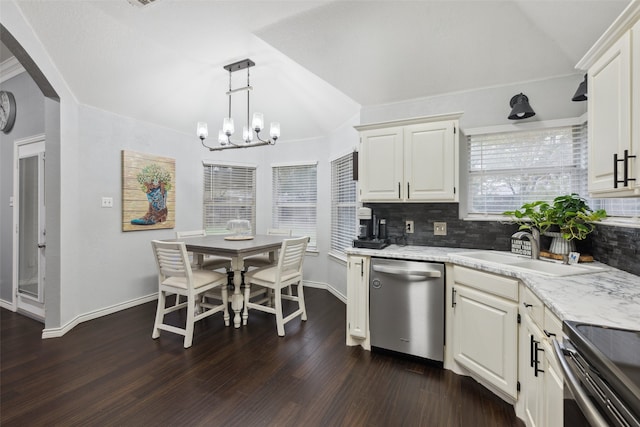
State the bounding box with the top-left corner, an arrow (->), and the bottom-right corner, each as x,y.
170,234 -> 288,328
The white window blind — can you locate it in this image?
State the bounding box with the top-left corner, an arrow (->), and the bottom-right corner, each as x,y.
468,120 -> 640,219
272,163 -> 317,250
468,124 -> 588,215
203,164 -> 256,234
331,154 -> 357,256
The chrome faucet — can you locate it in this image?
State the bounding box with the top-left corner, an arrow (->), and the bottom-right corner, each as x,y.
511,229 -> 540,260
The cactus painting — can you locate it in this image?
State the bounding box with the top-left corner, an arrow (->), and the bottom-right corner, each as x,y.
122,150 -> 175,231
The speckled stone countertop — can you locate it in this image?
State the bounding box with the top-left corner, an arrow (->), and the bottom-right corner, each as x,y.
346,245 -> 640,331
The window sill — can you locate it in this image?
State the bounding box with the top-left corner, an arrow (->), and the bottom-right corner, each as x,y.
328,252 -> 348,264
463,214 -> 640,229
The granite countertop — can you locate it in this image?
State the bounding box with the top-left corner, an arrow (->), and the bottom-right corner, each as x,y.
346,245 -> 640,331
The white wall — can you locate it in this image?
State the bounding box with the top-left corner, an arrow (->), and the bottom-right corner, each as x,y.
361,74 -> 588,129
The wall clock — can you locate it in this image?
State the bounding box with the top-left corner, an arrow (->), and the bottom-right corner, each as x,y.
0,90 -> 17,134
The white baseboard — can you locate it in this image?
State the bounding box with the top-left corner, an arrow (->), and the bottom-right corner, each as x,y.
41,293 -> 158,339
303,280 -> 346,304
0,298 -> 16,311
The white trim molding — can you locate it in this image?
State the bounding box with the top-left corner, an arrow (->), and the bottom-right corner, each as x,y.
0,57 -> 26,83
41,293 -> 158,339
303,280 -> 346,304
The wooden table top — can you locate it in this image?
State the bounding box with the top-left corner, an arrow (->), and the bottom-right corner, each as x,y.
169,234 -> 287,257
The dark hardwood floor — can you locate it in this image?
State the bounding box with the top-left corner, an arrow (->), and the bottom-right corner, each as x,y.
1,288 -> 523,426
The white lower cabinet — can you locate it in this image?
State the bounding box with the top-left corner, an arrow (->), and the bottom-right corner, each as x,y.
346,255 -> 370,347
520,310 -> 545,426
450,266 -> 519,399
518,284 -> 563,427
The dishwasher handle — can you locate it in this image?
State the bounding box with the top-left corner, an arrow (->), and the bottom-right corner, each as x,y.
372,264 -> 442,278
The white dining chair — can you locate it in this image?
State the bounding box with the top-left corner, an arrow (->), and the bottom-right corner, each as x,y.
243,236 -> 309,336
243,228 -> 292,269
151,240 -> 229,348
175,229 -> 231,271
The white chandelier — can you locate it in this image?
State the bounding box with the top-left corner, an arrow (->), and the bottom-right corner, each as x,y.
197,59 -> 280,151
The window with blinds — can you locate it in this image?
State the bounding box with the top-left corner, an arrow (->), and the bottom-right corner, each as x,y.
468,124 -> 588,215
467,120 -> 640,219
272,163 -> 317,250
331,154 -> 357,256
203,163 -> 256,234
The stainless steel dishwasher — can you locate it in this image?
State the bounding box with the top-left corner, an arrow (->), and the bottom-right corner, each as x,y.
369,257 -> 445,362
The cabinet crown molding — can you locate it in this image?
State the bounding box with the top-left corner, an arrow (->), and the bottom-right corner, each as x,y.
576,0 -> 640,70
354,112 -> 463,132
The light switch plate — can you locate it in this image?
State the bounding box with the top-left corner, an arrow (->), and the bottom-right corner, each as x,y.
434,222 -> 447,236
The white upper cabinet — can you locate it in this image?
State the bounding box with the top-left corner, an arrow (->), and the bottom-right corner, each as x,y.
577,2 -> 640,197
356,113 -> 462,203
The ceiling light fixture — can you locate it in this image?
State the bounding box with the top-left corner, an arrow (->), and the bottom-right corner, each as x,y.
197,58 -> 280,151
508,93 -> 536,120
572,74 -> 587,102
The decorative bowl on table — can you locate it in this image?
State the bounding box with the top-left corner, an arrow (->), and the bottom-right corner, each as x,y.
225,219 -> 253,240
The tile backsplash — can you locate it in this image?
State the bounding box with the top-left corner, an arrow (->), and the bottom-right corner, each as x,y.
365,203 -> 640,276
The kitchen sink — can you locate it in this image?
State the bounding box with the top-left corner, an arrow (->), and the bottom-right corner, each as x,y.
454,251 -> 608,277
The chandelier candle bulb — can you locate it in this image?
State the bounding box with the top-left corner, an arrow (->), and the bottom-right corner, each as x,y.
252,112 -> 264,131
242,125 -> 252,142
270,122 -> 280,140
223,117 -> 234,136
197,122 -> 208,140
218,130 -> 227,144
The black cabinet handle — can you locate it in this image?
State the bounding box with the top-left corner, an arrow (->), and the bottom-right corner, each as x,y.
530,335 -> 535,368
398,182 -> 401,199
614,150 -> 637,188
451,288 -> 457,308
407,182 -> 410,199
523,302 -> 533,308
534,340 -> 545,377
544,329 -> 556,338
614,153 -> 619,189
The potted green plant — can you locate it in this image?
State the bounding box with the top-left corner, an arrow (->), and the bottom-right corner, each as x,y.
503,194 -> 607,254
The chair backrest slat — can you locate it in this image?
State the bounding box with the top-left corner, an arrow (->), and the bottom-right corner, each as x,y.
267,228 -> 292,237
176,229 -> 206,239
152,240 -> 191,279
278,236 -> 309,274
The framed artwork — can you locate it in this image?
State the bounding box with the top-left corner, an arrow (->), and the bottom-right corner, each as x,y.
121,150 -> 175,232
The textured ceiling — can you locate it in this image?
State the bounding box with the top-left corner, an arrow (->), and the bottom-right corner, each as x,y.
3,0 -> 631,141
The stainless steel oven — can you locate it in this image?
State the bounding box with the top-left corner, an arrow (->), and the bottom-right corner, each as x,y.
553,321 -> 640,427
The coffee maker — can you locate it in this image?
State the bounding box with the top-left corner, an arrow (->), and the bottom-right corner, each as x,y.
358,207 -> 373,240
353,207 -> 389,249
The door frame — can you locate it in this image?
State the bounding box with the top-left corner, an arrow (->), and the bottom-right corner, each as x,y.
12,133 -> 46,320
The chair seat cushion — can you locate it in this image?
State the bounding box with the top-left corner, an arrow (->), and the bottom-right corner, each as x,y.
246,266 -> 300,285
244,254 -> 272,268
163,269 -> 226,289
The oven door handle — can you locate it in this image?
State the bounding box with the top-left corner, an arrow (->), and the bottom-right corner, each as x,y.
552,339 -> 609,427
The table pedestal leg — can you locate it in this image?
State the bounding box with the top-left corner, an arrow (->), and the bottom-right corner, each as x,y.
231,257 -> 244,328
